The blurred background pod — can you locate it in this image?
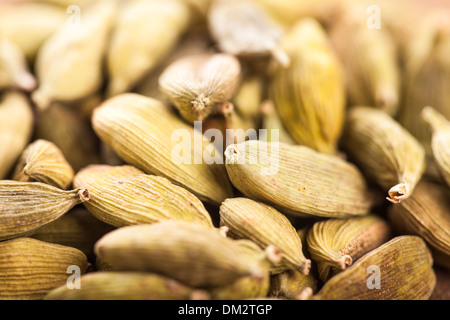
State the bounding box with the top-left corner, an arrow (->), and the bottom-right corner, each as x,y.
0,36 -> 36,92
329,5 -> 400,116
0,3 -> 66,62
32,0 -> 117,110
0,91 -> 34,180
106,0 -> 193,97
270,18 -> 346,155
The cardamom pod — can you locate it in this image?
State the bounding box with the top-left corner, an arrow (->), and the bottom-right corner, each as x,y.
45,272 -> 208,300
92,93 -> 233,205
73,165 -> 213,228
107,0 -> 191,96
32,208 -> 114,261
13,139 -> 74,190
269,18 -> 346,154
269,269 -> 318,300
0,36 -> 36,92
0,3 -> 66,61
307,215 -> 392,282
159,53 -> 241,123
388,181 -> 450,265
0,91 -> 33,179
208,0 -> 289,66
0,238 -> 87,300
210,239 -> 270,300
35,103 -> 101,172
342,106 -> 425,203
422,107 -> 450,188
311,236 -> 436,300
94,221 -> 265,288
0,181 -> 89,241
224,140 -> 373,218
398,17 -> 450,161
329,7 -> 400,115
32,0 -> 116,109
220,197 -> 311,274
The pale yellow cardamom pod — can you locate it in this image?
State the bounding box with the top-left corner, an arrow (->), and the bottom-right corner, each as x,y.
342,106 -> 425,203
45,272 -> 208,300
269,18 -> 346,154
208,0 -> 289,66
224,140 -> 373,218
388,181 -> 450,265
0,3 -> 66,61
0,238 -> 88,300
107,0 -> 191,96
13,139 -> 74,190
307,215 -> 392,282
422,106 -> 450,188
73,165 -> 214,228
0,181 -> 89,241
32,0 -> 116,109
94,221 -> 266,288
220,197 -> 311,275
92,93 -> 233,205
329,6 -> 400,115
0,91 -> 34,179
159,53 -> 241,123
0,37 -> 36,92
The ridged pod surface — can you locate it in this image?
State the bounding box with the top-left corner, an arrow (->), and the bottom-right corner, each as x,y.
94,221 -> 265,288
159,53 -> 241,123
32,0 -> 116,109
312,236 -> 436,300
270,18 -> 346,154
388,181 -> 450,263
343,106 -> 425,203
307,215 -> 392,281
13,139 -> 74,190
0,238 -> 87,300
224,140 -> 372,218
0,181 -> 89,241
220,197 -> 311,274
74,165 -> 213,228
0,37 -> 36,91
92,93 -> 233,205
107,0 -> 191,96
0,3 -> 66,60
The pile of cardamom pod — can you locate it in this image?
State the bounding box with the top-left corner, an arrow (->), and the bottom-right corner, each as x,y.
1,0 -> 449,300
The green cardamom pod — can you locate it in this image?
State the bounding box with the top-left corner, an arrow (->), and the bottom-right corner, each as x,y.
74,165 -> 213,228
342,106 -> 425,203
